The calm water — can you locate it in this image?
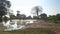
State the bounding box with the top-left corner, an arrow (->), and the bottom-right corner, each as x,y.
2,19 -> 37,31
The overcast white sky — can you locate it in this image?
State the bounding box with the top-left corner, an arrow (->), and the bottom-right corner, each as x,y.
9,0 -> 60,16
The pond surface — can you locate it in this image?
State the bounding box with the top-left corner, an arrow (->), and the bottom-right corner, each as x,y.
2,19 -> 37,31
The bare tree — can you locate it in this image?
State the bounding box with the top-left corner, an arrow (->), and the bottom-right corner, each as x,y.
31,6 -> 43,17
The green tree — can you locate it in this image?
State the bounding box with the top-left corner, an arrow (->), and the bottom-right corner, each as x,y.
56,14 -> 60,20
27,16 -> 32,19
16,10 -> 21,17
40,13 -> 47,20
0,0 -> 11,21
0,0 -> 11,17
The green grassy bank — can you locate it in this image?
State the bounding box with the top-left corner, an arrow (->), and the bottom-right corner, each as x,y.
0,28 -> 55,34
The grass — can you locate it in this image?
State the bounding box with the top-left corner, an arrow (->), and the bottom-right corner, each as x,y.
0,24 -> 6,30
0,28 -> 55,34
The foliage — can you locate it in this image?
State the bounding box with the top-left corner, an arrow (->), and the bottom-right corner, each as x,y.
0,0 -> 11,8
40,13 -> 47,20
0,0 -> 11,22
16,10 -> 20,16
47,14 -> 60,23
33,16 -> 39,19
0,5 -> 7,17
0,0 -> 11,17
10,15 -> 16,19
26,16 -> 32,19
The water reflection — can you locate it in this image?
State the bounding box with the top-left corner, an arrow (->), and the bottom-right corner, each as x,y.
2,20 -> 25,31
2,19 -> 37,31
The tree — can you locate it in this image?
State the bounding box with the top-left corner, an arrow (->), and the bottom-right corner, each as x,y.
0,0 -> 11,8
56,14 -> 60,20
31,6 -> 43,17
27,16 -> 32,19
0,0 -> 11,17
10,15 -> 16,19
33,16 -> 39,19
40,13 -> 47,20
0,0 -> 11,22
17,10 -> 20,16
20,14 -> 26,19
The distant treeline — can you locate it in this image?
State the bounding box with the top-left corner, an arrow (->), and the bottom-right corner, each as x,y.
47,14 -> 60,23
10,13 -> 60,21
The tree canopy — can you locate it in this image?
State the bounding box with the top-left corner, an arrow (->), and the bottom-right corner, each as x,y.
40,13 -> 47,20
0,0 -> 11,17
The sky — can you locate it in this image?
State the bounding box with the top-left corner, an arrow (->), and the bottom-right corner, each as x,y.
8,0 -> 60,16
